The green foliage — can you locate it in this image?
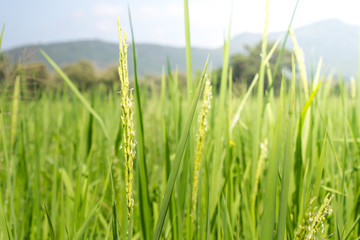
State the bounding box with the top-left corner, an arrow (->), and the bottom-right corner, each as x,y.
1,58 -> 51,89
58,60 -> 97,90
98,65 -> 118,88
215,41 -> 292,92
10,62 -> 50,90
0,57 -> 359,240
0,54 -> 7,82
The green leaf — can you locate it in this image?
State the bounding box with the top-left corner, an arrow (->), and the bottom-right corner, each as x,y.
128,8 -> 153,240
260,76 -> 286,240
59,168 -> 75,199
41,50 -> 110,141
313,136 -> 327,198
230,74 -> 258,132
184,0 -> 192,98
162,118 -> 178,239
0,106 -> 13,240
73,203 -> 101,240
0,190 -> 13,240
210,12 -> 232,217
153,57 -> 209,240
112,202 -> 120,240
0,24 -> 5,56
44,204 -> 56,240
10,77 -> 20,150
344,214 -> 360,240
293,79 -> 323,219
272,0 -> 299,80
276,66 -> 296,240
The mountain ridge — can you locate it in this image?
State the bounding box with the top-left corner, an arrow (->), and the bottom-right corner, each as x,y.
4,18 -> 359,78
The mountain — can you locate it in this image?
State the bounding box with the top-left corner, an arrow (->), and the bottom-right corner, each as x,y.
277,19 -> 359,78
4,19 -> 359,78
229,19 -> 360,79
5,40 -> 222,76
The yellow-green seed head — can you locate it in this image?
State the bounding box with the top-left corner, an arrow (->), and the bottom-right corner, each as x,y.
252,139 -> 268,195
191,79 -> 212,220
117,18 -> 136,219
295,193 -> 334,240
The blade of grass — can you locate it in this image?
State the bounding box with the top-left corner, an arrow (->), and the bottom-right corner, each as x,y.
210,10 -> 232,217
230,74 -> 258,132
44,204 -> 56,240
7,76 -> 20,239
0,108 -> 13,240
203,153 -> 211,240
41,50 -> 109,141
0,24 -> 5,56
313,135 -> 327,197
276,61 -> 296,240
290,30 -> 309,98
10,76 -> 20,149
128,8 -> 153,240
252,0 -> 269,200
73,202 -> 101,240
112,202 -> 120,240
220,194 -> 234,238
263,40 -> 280,65
0,190 -> 13,240
153,57 -> 209,240
162,118 -> 179,240
344,214 -> 360,240
337,71 -> 347,235
86,98 -> 94,157
312,58 -> 323,90
272,0 -> 299,80
184,0 -> 192,98
294,80 -> 323,222
260,76 -> 286,240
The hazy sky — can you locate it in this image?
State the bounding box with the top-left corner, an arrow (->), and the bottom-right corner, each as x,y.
1,0 -> 359,50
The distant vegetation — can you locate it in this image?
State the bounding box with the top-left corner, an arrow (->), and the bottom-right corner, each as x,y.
0,41 -> 293,94
214,42 -> 292,93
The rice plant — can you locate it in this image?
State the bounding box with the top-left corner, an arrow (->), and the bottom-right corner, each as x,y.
0,1 -> 360,240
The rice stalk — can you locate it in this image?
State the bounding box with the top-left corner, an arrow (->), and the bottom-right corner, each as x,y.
117,18 -> 136,220
184,0 -> 192,98
0,24 -> 5,57
294,194 -> 334,240
10,76 -> 20,150
251,139 -> 268,211
290,29 -> 309,98
191,79 -> 212,221
128,9 -> 153,239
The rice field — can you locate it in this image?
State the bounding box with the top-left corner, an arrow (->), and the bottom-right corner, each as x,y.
1,1 -> 360,239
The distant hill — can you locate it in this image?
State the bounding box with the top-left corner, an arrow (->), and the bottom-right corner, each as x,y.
229,19 -> 360,79
4,19 -> 359,78
5,40 -> 222,76
273,19 -> 359,79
